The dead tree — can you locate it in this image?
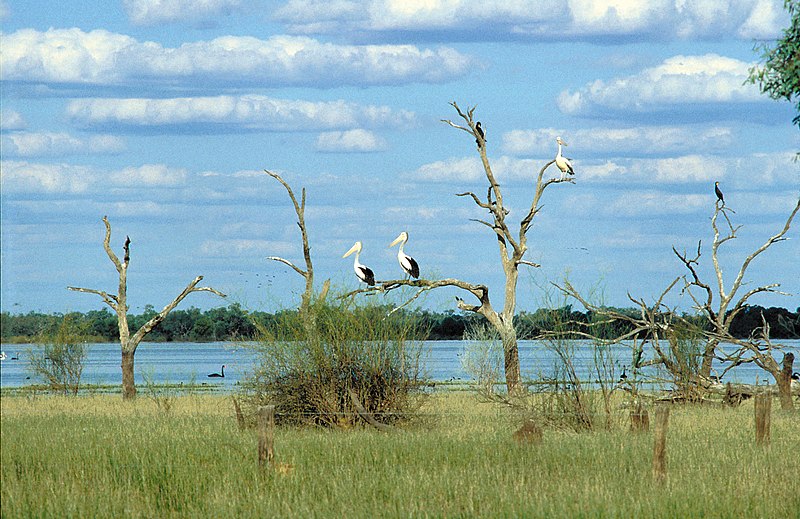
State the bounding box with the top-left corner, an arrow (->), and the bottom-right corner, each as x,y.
345,102 -> 573,394
557,278 -> 709,398
559,197 -> 799,405
264,170 -> 329,333
674,198 -> 799,408
68,216 -> 226,399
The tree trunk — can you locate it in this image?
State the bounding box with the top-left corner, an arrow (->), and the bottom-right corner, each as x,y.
777,352 -> 794,410
500,325 -> 521,395
121,348 -> 137,400
699,339 -> 717,378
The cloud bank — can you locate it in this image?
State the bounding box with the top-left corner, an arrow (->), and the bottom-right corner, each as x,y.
273,0 -> 786,40
1,28 -> 474,88
66,95 -> 416,131
557,54 -> 765,117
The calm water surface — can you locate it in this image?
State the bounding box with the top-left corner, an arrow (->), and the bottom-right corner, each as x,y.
1,340 -> 797,390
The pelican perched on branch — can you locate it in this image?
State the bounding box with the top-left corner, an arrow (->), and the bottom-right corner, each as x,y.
389,231 -> 420,279
555,137 -> 574,179
343,241 -> 375,286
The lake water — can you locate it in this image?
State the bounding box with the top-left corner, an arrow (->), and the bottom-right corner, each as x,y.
1,340 -> 797,391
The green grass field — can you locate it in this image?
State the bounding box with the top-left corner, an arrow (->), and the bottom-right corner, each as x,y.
1,393 -> 798,518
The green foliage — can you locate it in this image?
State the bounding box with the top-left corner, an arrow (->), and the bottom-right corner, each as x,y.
748,0 -> 800,127
2,304 -> 795,343
27,316 -> 89,395
239,297 -> 429,428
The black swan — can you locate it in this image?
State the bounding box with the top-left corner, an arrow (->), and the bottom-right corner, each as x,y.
208,365 -> 225,378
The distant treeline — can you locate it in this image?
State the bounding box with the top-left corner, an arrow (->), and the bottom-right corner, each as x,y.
1,303 -> 797,343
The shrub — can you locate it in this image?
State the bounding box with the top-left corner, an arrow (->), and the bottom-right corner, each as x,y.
28,315 -> 88,395
238,297 -> 428,428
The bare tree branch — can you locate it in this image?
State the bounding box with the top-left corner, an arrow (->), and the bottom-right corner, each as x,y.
264,169 -> 317,313
266,256 -> 306,278
67,286 -> 119,309
130,275 -> 226,345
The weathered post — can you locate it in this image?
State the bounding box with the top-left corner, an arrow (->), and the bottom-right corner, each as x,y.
754,393 -> 771,446
630,400 -> 650,433
652,405 -> 669,483
258,405 -> 275,468
232,396 -> 246,430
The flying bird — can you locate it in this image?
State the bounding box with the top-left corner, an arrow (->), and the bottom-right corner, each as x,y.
555,136 -> 574,179
343,241 -> 376,286
389,231 -> 420,279
714,181 -> 724,205
475,122 -> 485,148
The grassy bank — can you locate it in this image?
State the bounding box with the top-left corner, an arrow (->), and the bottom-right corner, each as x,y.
1,393 -> 798,518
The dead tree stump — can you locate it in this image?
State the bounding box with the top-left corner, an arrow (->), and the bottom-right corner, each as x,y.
630,400 -> 650,433
754,393 -> 771,446
513,418 -> 543,445
258,405 -> 275,468
652,405 -> 669,483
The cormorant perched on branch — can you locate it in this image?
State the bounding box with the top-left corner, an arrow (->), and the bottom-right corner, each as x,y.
475,121 -> 485,148
714,181 -> 724,205
124,235 -> 131,263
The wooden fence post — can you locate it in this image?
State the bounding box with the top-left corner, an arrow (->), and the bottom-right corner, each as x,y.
258,405 -> 275,468
754,393 -> 771,446
652,404 -> 669,483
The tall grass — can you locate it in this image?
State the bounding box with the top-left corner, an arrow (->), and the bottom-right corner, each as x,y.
2,393 -> 798,518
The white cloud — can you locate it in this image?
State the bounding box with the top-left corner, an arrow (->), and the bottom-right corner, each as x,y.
109,164 -> 188,187
1,28 -> 473,88
411,155 -> 546,183
410,151 -> 798,186
0,161 -> 188,194
0,161 -> 95,194
1,132 -> 125,157
273,0 -> 788,40
576,152 -> 797,186
557,54 -> 764,116
123,0 -> 243,26
66,95 -> 416,131
316,129 -> 388,152
502,126 -> 734,156
0,110 -> 26,130
199,239 -> 296,257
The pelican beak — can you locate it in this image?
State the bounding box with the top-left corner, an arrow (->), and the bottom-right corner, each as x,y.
343,242 -> 360,258
561,140 -> 569,146
389,234 -> 404,248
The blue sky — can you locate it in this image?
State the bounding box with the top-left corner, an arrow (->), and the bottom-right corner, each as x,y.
1,0 -> 798,316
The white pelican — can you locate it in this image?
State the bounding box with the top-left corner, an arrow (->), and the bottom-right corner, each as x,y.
343,241 -> 376,286
714,181 -> 724,205
555,136 -> 574,179
389,231 -> 420,279
0,352 -> 6,361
